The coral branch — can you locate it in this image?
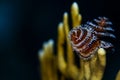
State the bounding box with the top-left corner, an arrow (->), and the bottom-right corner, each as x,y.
116,70 -> 120,80
39,40 -> 58,80
57,23 -> 67,75
71,2 -> 82,27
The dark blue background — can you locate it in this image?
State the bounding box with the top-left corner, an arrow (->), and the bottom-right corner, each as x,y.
0,0 -> 120,80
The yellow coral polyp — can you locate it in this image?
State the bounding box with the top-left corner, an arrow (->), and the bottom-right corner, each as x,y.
38,2 -> 120,80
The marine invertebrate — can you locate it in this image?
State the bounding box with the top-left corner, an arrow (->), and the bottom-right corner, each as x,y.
69,17 -> 115,59
116,70 -> 120,80
38,2 -> 120,80
39,40 -> 58,80
57,10 -> 106,80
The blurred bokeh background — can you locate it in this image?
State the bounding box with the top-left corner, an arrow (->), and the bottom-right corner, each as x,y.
0,0 -> 120,80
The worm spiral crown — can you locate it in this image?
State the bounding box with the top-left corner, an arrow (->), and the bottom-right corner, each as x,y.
69,17 -> 115,60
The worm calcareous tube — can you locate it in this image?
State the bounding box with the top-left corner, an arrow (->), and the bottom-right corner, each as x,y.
68,17 -> 115,60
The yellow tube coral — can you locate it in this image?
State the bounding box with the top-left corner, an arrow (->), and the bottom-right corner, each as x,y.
38,2 -> 120,80
71,2 -> 82,27
38,40 -> 58,80
116,70 -> 120,80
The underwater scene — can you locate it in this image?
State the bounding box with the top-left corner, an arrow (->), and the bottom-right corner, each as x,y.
0,0 -> 120,80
